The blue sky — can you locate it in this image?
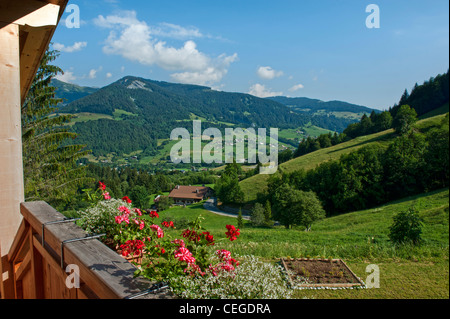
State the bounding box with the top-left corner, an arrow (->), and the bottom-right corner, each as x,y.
52,0 -> 449,110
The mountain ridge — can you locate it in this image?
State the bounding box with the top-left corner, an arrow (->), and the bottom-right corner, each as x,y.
54,76 -> 377,158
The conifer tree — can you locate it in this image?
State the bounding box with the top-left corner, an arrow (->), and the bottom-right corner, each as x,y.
22,47 -> 92,209
264,200 -> 272,227
237,207 -> 244,229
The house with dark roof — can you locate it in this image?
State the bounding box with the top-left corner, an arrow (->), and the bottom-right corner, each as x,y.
168,185 -> 212,205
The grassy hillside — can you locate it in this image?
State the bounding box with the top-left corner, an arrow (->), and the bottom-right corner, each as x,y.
419,102 -> 449,120
155,188 -> 449,298
155,187 -> 448,259
240,113 -> 448,203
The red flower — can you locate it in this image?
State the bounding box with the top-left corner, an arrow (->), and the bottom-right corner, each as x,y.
133,219 -> 145,230
118,206 -> 131,215
174,247 -> 196,265
154,245 -> 166,256
120,239 -> 144,257
216,249 -> 232,262
230,258 -> 239,267
115,214 -> 129,225
171,239 -> 185,247
225,225 -> 240,241
98,181 -> 106,191
150,224 -> 164,238
182,229 -> 201,242
162,221 -> 175,228
122,196 -> 132,204
148,210 -> 159,219
202,231 -> 215,245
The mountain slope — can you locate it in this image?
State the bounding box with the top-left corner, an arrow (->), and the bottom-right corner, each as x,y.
239,113 -> 448,203
52,79 -> 98,105
268,96 -> 376,114
62,76 -> 310,129
56,76 -> 377,158
61,76 -> 314,157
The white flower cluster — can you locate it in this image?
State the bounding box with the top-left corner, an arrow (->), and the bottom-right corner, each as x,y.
170,255 -> 293,299
78,198 -> 132,235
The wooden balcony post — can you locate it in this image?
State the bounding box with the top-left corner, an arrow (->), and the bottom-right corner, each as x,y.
0,0 -> 65,257
0,21 -> 24,256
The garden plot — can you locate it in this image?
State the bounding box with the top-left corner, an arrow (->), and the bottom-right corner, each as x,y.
281,258 -> 365,289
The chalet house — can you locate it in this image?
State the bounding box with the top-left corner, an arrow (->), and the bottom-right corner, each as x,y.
168,185 -> 212,205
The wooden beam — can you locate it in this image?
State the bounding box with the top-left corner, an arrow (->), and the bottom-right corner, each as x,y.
0,1 -> 60,27
30,234 -> 45,299
15,250 -> 31,281
0,22 -> 24,255
19,26 -> 53,106
7,219 -> 29,263
0,0 -> 69,103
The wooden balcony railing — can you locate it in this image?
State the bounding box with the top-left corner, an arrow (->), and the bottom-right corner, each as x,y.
0,201 -> 172,299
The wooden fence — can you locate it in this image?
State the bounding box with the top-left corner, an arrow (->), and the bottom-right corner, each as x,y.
0,201 -> 171,299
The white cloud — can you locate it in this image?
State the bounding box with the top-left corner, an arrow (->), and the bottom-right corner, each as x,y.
150,22 -> 204,39
53,41 -> 87,53
171,53 -> 238,86
89,66 -> 103,79
106,72 -> 113,78
93,10 -> 139,28
248,84 -> 283,98
289,83 -> 305,92
257,66 -> 283,80
55,70 -> 77,83
94,11 -> 237,86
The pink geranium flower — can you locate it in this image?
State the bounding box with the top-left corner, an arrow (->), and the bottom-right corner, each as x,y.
150,224 -> 164,238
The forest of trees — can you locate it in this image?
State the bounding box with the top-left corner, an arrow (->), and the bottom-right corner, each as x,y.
390,70 -> 449,118
343,70 -> 449,140
290,71 -> 449,159
214,162 -> 245,205
260,114 -> 449,217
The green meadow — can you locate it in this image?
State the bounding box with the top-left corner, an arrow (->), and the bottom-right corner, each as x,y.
153,187 -> 449,299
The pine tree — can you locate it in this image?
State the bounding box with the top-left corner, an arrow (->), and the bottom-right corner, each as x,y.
399,89 -> 410,106
264,200 -> 272,227
237,207 -> 244,229
22,47 -> 92,210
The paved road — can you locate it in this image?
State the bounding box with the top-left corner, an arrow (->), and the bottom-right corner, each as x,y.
203,198 -> 250,220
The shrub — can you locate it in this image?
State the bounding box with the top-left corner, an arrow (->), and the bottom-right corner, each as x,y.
389,208 -> 424,245
155,195 -> 173,211
161,215 -> 191,229
169,255 -> 293,299
392,104 -> 418,135
251,203 -> 265,226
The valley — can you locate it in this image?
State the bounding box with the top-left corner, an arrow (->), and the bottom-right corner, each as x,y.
53,76 -> 370,168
